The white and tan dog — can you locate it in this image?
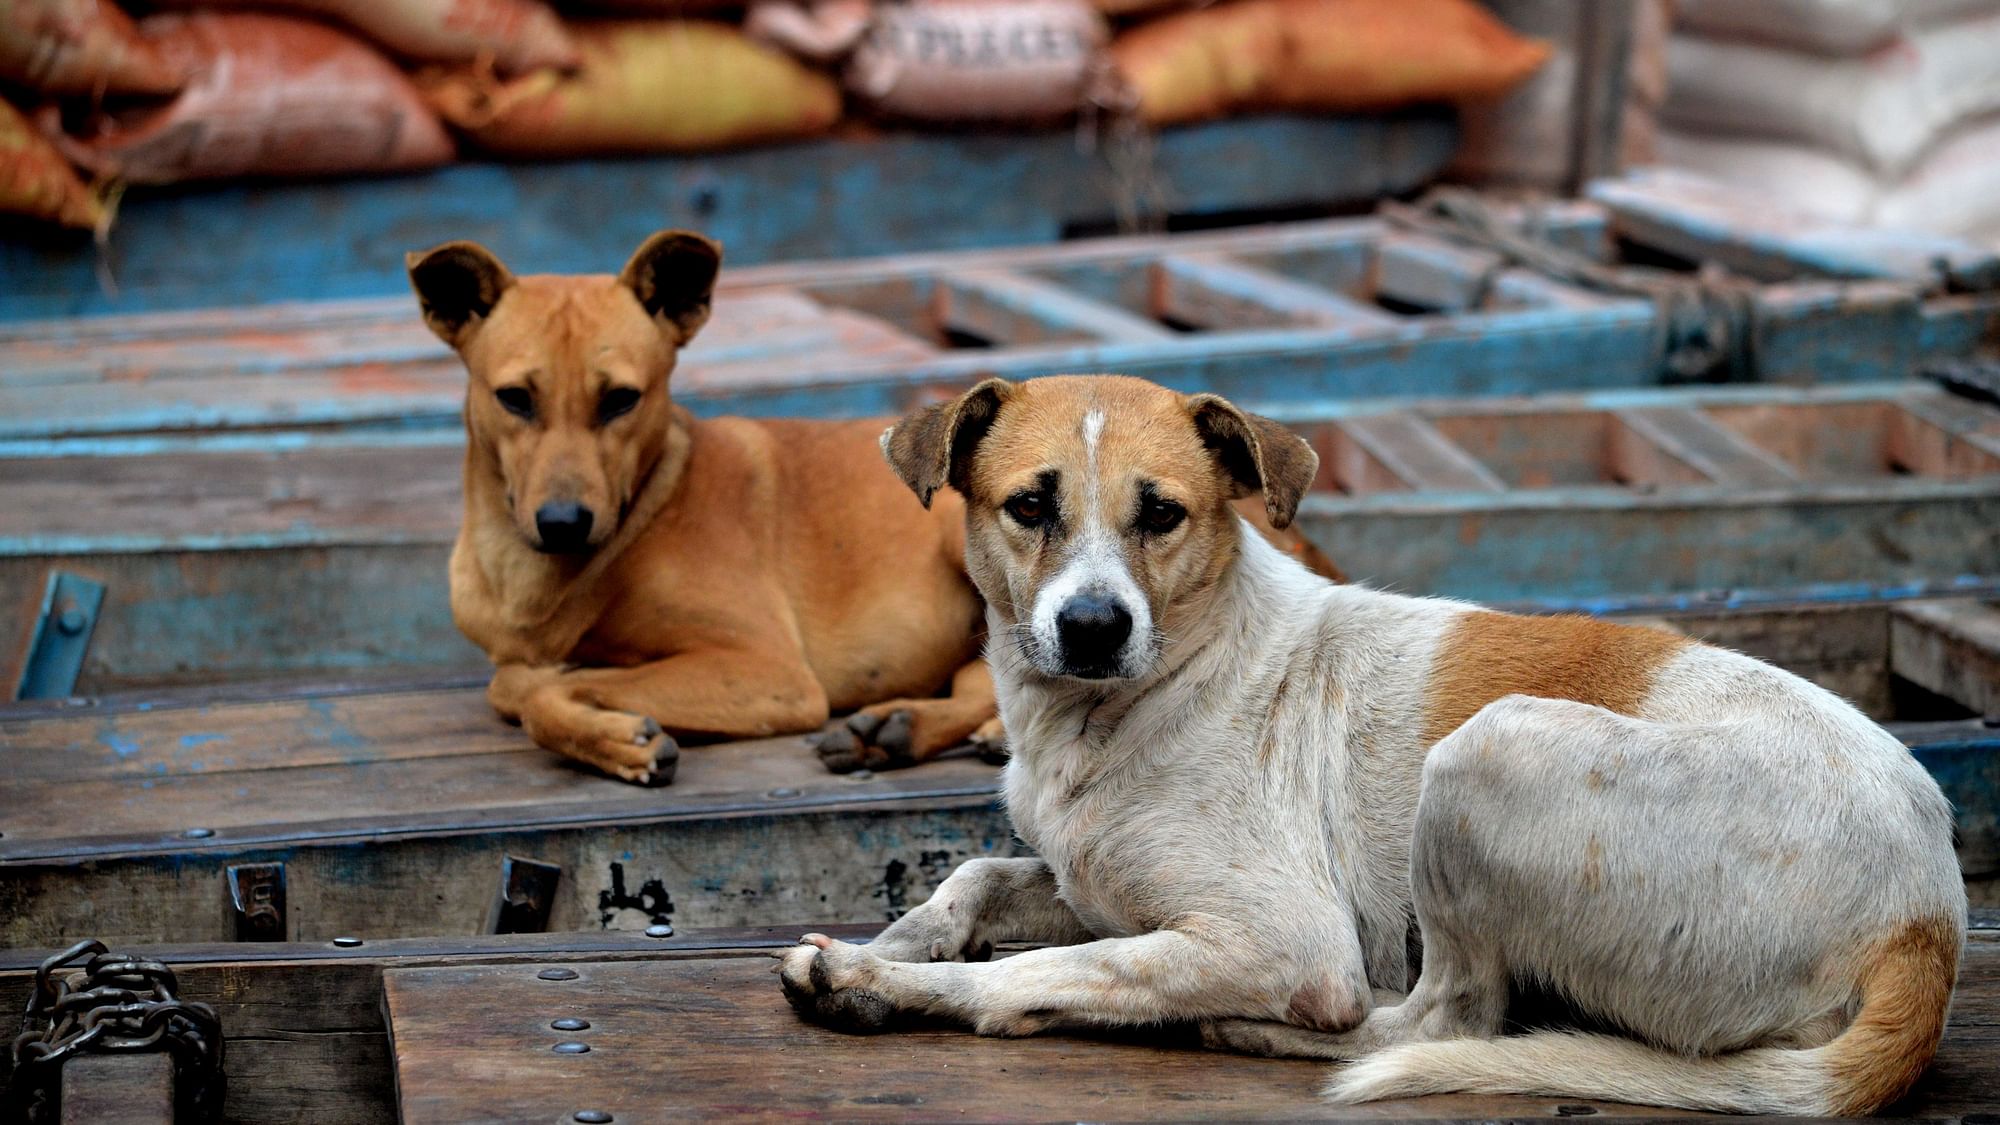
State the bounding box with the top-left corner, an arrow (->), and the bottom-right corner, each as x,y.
778,374 -> 1967,1115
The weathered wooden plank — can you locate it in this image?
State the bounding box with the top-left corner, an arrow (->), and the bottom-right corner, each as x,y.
5,383 -> 1996,695
58,1053 -> 174,1125
1611,406 -> 1800,488
1150,253 -> 1401,332
0,113 -> 1462,323
1588,167 -> 2000,289
935,269 -> 1175,346
1331,414 -> 1507,492
382,941 -> 2000,1123
1893,601 -> 2000,719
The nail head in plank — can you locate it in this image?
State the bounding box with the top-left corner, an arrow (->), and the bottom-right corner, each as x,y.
935,268 -> 1174,346
1333,413 -> 1508,493
1150,254 -> 1399,332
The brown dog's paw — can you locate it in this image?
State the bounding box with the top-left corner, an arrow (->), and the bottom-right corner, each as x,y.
968,717 -> 1008,765
776,935 -> 898,1033
811,708 -> 916,773
606,716 -> 679,786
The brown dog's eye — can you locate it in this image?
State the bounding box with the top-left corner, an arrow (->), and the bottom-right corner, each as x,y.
597,386 -> 642,425
1004,492 -> 1046,527
1139,499 -> 1185,535
494,386 -> 534,420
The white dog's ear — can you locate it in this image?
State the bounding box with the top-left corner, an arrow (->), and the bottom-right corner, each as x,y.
1187,394 -> 1319,530
619,229 -> 723,344
406,240 -> 515,350
880,378 -> 1015,508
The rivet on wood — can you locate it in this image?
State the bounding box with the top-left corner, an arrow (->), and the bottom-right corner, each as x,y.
644,923 -> 674,939
551,1018 -> 590,1031
1556,1106 -> 1597,1117
848,769 -> 874,780
767,787 -> 802,799
552,1041 -> 591,1054
183,827 -> 215,839
538,968 -> 579,981
574,1111 -> 613,1123
331,936 -> 363,948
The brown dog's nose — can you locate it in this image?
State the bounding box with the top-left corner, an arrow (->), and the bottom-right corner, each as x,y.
534,501 -> 595,554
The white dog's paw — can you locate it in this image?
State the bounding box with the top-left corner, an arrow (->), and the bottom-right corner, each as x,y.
776,934 -> 898,1033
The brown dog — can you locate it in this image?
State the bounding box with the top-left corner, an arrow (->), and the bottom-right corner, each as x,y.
409,230 -> 1338,784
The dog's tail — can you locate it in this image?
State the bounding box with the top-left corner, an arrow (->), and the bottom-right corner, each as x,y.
1326,917 -> 1960,1115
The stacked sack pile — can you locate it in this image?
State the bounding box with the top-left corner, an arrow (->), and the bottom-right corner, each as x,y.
1655,0 -> 2000,246
2,0 -> 1552,235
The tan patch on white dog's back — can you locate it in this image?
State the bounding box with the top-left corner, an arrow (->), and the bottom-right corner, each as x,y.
1421,611 -> 1692,746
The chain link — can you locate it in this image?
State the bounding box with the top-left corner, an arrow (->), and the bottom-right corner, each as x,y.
7,940 -> 225,1124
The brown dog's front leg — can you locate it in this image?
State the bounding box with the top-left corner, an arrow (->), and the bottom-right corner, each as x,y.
812,659 -> 1003,773
514,650 -> 830,785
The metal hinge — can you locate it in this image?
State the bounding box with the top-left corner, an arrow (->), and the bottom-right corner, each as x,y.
15,571 -> 105,701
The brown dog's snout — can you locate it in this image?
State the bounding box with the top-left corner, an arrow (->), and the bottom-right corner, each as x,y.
533,500 -> 596,555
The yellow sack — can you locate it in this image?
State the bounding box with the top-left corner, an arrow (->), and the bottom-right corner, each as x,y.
0,98 -> 103,230
1112,0 -> 1551,126
421,21 -> 842,155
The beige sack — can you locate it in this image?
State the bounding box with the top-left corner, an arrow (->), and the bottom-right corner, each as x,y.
849,0 -> 1108,122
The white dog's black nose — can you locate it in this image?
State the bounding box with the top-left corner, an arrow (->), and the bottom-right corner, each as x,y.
535,501 -> 595,554
1055,594 -> 1133,677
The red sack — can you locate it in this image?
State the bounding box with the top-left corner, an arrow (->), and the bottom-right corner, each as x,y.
50,12 -> 456,184
0,0 -> 186,95
0,97 -> 103,230
145,0 -> 579,76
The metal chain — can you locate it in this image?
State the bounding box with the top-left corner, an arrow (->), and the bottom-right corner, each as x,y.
1383,186 -> 1766,384
7,941 -> 225,1124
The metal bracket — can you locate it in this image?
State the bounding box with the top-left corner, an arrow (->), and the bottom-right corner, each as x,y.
487,856 -> 562,935
15,572 -> 105,701
226,863 -> 288,942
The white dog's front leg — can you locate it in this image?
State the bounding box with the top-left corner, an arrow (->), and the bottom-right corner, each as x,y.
780,912 -> 1357,1038
866,857 -> 1093,964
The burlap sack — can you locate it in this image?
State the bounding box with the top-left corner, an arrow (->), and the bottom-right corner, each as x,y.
51,12 -> 456,184
0,0 -> 185,96
1,98 -> 103,230
145,0 -> 579,76
847,0 -> 1108,122
420,21 -> 841,155
1111,0 -> 1550,126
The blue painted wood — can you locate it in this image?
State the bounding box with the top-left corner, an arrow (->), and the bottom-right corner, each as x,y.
0,112 -> 1459,322
4,382 -> 1996,692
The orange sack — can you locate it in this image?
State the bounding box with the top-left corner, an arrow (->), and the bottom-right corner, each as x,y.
51,12 -> 456,184
145,0 -> 579,76
0,0 -> 185,96
0,98 -> 103,230
1111,0 -> 1551,126
420,21 -> 841,156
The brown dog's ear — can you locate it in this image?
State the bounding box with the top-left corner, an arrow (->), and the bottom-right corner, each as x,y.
881,378 -> 1015,508
406,241 -> 515,349
619,230 -> 722,342
1187,393 -> 1318,530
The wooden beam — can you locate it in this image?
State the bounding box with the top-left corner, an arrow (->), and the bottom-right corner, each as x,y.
1150,253 -> 1400,332
934,269 -> 1174,346
1612,406 -> 1801,488
1892,601 -> 2000,718
1332,413 -> 1508,493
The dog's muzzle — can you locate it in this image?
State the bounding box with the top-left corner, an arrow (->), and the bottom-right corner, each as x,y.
533,500 -> 596,555
1053,593 -> 1134,679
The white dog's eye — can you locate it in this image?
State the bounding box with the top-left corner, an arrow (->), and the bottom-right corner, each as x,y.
1004,491 -> 1048,528
1139,498 -> 1185,535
